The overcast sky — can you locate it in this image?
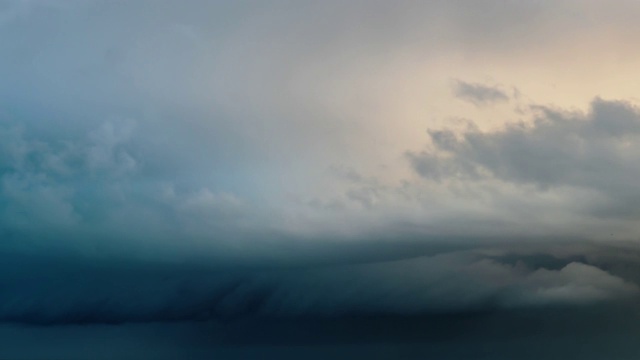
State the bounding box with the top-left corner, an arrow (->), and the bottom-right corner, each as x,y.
2,1 -> 640,358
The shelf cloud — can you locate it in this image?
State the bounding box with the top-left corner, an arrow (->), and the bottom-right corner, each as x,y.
3,1 -> 640,358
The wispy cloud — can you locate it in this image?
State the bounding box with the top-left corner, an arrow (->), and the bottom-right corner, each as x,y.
452,80 -> 510,106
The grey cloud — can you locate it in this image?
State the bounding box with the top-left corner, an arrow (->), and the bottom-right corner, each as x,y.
408,98 -> 640,218
453,81 -> 510,106
504,262 -> 639,307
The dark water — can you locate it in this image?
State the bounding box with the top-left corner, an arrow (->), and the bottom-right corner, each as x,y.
2,307 -> 639,359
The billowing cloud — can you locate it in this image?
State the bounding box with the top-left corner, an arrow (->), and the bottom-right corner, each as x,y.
408,98 -> 640,221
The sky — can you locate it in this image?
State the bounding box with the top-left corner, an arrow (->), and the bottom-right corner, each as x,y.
2,0 -> 640,358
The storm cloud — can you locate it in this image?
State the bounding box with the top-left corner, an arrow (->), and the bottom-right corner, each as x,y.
3,0 -> 640,358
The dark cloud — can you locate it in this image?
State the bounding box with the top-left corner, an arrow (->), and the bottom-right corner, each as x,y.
0,243 -> 637,326
452,81 -> 510,106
